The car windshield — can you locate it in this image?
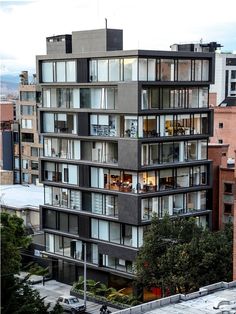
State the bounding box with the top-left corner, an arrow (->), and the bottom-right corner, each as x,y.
68,297 -> 79,304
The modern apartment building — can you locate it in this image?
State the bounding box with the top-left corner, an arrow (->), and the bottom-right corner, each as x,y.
37,28 -> 214,287
13,71 -> 43,184
209,52 -> 236,107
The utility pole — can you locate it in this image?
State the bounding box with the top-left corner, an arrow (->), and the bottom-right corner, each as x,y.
83,242 -> 87,308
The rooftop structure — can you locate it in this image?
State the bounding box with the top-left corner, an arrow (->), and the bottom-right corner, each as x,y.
113,281 -> 236,314
0,184 -> 44,209
0,184 -> 44,233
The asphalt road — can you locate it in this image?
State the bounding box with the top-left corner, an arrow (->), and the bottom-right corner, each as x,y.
32,279 -> 118,314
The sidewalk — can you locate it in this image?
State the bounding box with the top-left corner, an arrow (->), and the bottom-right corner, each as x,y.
32,279 -> 118,314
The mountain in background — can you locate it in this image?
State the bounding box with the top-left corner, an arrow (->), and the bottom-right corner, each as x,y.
0,74 -> 19,97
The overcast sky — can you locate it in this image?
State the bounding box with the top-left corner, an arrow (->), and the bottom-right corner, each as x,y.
1,0 -> 236,76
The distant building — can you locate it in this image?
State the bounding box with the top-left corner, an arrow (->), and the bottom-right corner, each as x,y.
0,100 -> 14,184
13,71 -> 43,184
209,52 -> 236,107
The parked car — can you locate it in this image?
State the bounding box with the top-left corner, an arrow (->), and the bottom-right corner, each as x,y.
57,295 -> 86,314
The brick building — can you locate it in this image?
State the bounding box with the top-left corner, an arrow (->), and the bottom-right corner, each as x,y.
210,104 -> 236,158
0,100 -> 14,184
208,144 -> 235,229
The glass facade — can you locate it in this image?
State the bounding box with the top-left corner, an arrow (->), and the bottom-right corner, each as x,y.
91,218 -> 144,248
141,190 -> 207,221
89,58 -> 210,82
141,139 -> 207,165
90,164 -> 207,193
141,87 -> 208,109
39,45 -> 212,279
42,87 -> 117,109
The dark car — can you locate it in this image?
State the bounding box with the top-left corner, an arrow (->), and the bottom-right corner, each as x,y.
57,296 -> 86,314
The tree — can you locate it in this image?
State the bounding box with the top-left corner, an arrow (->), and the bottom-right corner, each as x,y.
1,212 -> 32,310
0,212 -> 63,314
135,215 -> 233,294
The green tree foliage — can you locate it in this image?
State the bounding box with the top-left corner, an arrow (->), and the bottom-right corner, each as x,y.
0,212 -> 63,314
3,277 -> 50,314
23,261 -> 50,277
135,215 -> 233,294
73,276 -> 140,306
1,212 -> 32,309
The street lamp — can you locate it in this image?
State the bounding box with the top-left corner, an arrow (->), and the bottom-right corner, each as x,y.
83,242 -> 87,308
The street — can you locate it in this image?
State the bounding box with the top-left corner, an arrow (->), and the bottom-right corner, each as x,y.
32,279 -> 118,314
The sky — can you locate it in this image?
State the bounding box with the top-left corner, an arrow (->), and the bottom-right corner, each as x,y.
1,0 -> 236,76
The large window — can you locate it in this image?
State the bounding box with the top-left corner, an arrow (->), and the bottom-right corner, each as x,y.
91,164 -> 208,194
82,192 -> 118,217
41,60 -> 76,83
91,167 -> 137,193
81,141 -> 118,164
43,162 -> 79,185
90,114 -> 119,137
45,233 -> 98,264
142,87 -> 209,110
43,209 -> 79,234
109,59 -> 120,81
43,87 -> 117,109
42,112 -> 77,134
44,185 -> 81,210
142,190 -> 208,220
44,137 -> 80,160
101,254 -> 133,273
91,218 -> 144,248
160,59 -> 175,81
89,57 -> 210,82
178,59 -> 191,81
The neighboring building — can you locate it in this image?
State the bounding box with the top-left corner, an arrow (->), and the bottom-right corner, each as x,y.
234,152 -> 236,281
0,100 -> 14,184
13,71 -> 43,184
209,52 -> 236,107
0,184 -> 43,233
209,52 -> 236,158
210,104 -> 236,158
112,281 -> 236,314
208,144 -> 236,230
0,184 -> 45,267
37,28 -> 214,287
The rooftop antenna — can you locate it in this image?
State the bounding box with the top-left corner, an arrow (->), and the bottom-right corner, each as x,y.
105,18 -> 107,30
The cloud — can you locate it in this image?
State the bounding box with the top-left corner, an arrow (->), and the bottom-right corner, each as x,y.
0,0 -> 236,74
0,0 -> 34,13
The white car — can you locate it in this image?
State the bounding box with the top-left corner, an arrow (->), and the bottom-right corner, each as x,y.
57,295 -> 86,314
